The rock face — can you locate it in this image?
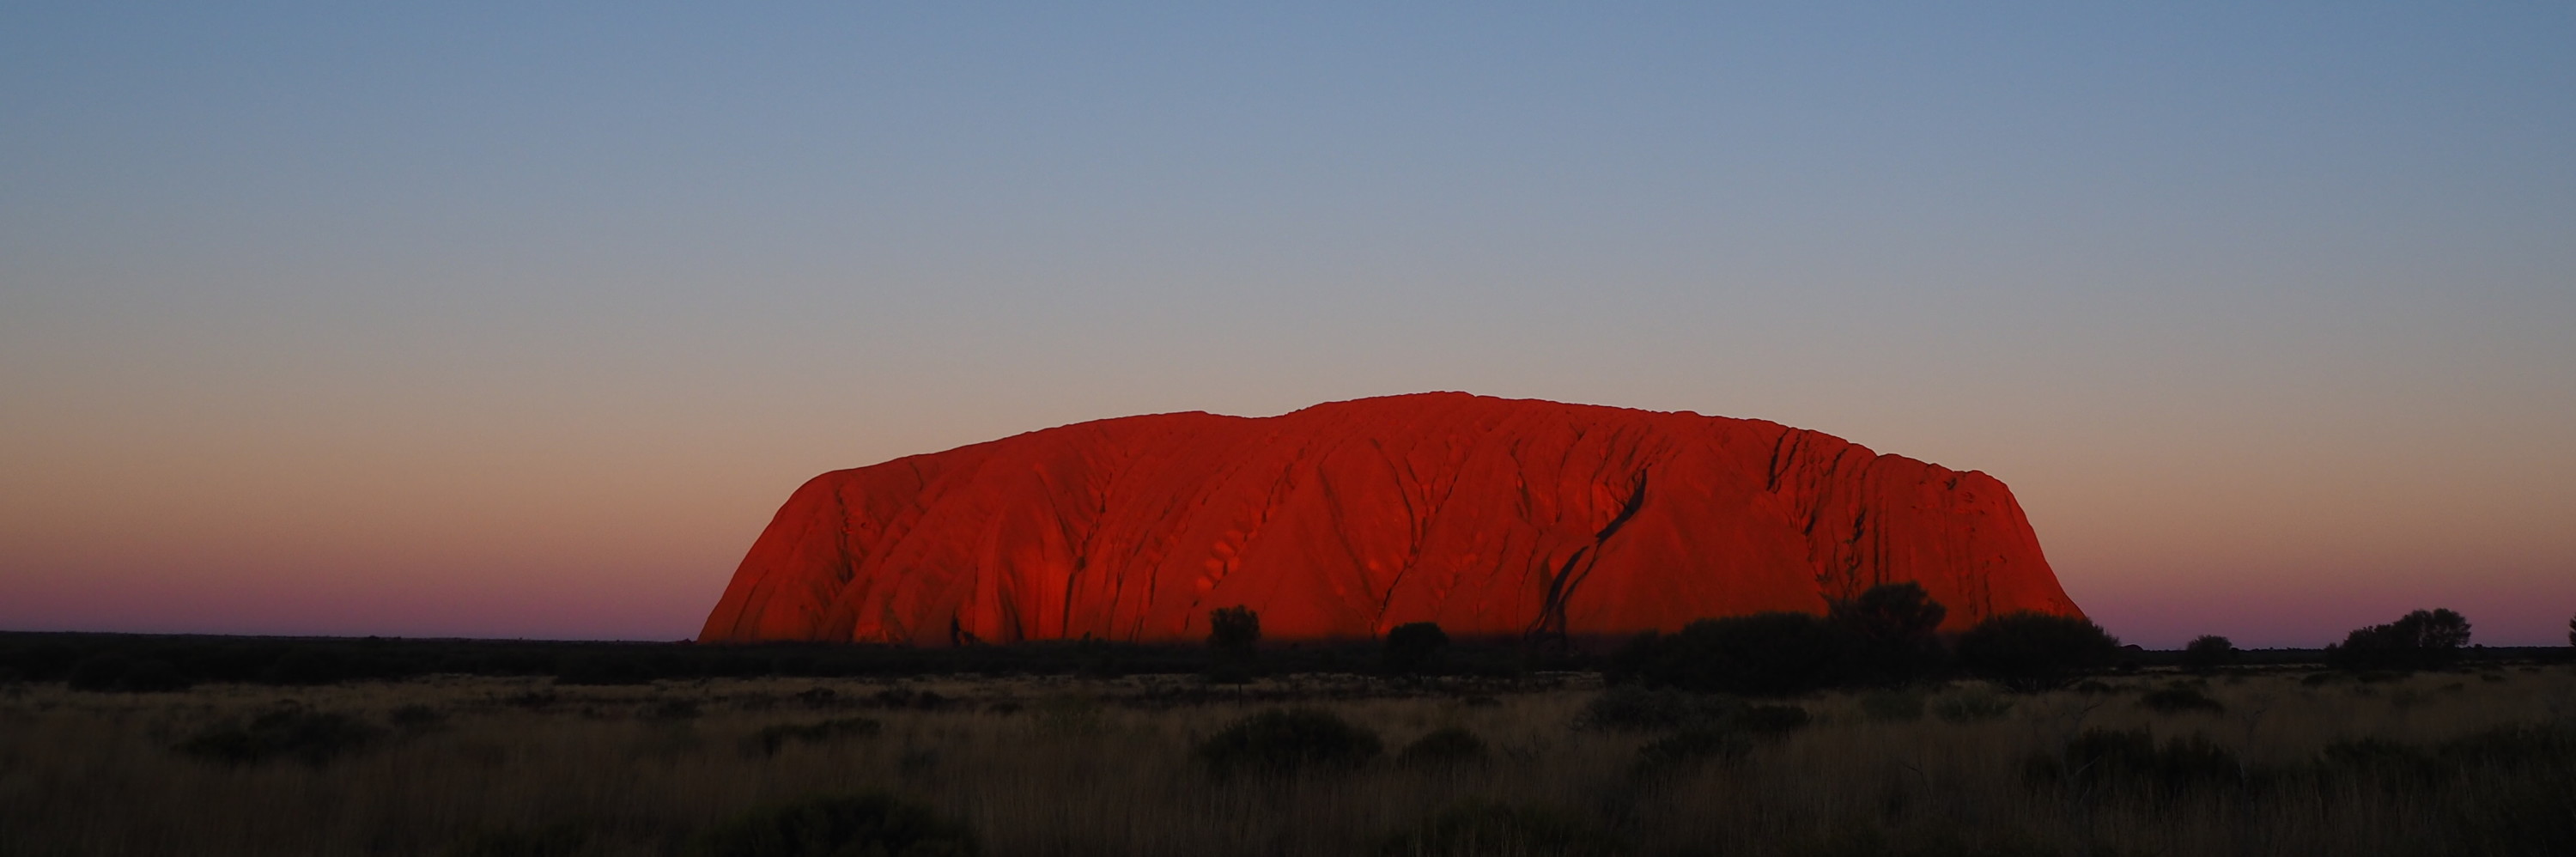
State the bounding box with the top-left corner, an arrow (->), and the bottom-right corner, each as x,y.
699,392 -> 2083,645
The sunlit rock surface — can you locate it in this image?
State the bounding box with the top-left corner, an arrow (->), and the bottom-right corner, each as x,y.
699,392 -> 2082,645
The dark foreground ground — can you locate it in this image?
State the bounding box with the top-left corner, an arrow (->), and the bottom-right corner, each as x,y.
0,633 -> 2570,857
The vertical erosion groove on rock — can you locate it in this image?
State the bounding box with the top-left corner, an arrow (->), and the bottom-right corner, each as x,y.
698,392 -> 2084,645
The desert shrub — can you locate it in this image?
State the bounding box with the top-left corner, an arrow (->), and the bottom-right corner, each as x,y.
1031,695 -> 1104,736
1207,606 -> 1261,658
1860,690 -> 1926,722
1194,708 -> 1381,775
752,717 -> 884,757
445,825 -> 588,857
64,654 -> 193,693
2138,685 -> 2225,714
1575,686 -> 1734,732
1955,613 -> 2122,691
1618,612 -> 1857,696
683,793 -> 977,857
1736,703 -> 1812,736
2178,635 -> 2238,672
389,703 -> 449,731
1396,726 -> 1489,767
2328,609 -> 2472,672
1826,582 -> 1951,684
1382,622 -> 1450,675
1930,690 -> 2013,723
1635,728 -> 1751,772
2027,729 -> 2240,798
2317,738 -> 2448,784
176,708 -> 380,766
1379,803 -> 1623,857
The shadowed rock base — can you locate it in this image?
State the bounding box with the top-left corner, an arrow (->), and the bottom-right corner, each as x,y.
699,392 -> 2083,645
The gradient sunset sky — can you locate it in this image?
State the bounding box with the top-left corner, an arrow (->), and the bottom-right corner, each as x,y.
5,3 -> 2571,647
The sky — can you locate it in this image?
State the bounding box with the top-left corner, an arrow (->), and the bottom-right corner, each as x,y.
3,3 -> 2571,647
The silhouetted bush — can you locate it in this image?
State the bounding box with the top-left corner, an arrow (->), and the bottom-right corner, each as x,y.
1382,622 -> 1450,675
556,653 -> 654,686
1955,612 -> 2122,691
64,654 -> 193,693
1617,612 -> 1856,696
263,647 -> 359,685
1207,606 -> 1261,659
2328,609 -> 2471,672
2139,684 -> 2225,714
751,717 -> 884,757
1396,726 -> 1488,768
1194,708 -> 1381,775
176,708 -> 380,766
2026,729 -> 2240,798
1378,803 -> 1624,857
2178,635 -> 2238,673
1826,582 -> 1950,684
683,793 -> 977,857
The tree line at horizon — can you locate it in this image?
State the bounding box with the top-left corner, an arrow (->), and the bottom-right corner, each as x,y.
3,598 -> 2569,695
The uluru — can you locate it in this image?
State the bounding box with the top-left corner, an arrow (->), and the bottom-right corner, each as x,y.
699,392 -> 2084,645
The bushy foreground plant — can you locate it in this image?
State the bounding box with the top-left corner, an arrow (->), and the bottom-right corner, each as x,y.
2026,729 -> 2241,799
1194,708 -> 1381,775
1396,726 -> 1488,768
683,793 -> 976,857
1955,613 -> 2122,691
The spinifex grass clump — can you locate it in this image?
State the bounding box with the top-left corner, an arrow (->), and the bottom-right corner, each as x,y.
750,716 -> 884,757
1378,803 -> 1624,857
176,707 -> 381,765
1194,708 -> 1382,776
2138,684 -> 2225,714
1396,726 -> 1489,768
2026,729 -> 2242,799
683,793 -> 977,857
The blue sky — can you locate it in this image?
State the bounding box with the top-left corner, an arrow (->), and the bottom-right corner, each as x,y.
5,3 -> 2573,644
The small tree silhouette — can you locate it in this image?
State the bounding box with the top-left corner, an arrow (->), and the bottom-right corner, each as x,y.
2178,635 -> 2238,673
1826,582 -> 1948,684
1207,605 -> 1261,659
2567,612 -> 2573,648
1955,612 -> 2121,691
1624,612 -> 1856,696
1382,622 -> 1449,675
2328,608 -> 2471,671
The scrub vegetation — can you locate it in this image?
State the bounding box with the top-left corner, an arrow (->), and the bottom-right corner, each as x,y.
1,602 -> 2570,855
2,658 -> 2573,855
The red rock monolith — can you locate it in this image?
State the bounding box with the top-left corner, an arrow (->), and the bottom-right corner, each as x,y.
699,392 -> 2082,645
